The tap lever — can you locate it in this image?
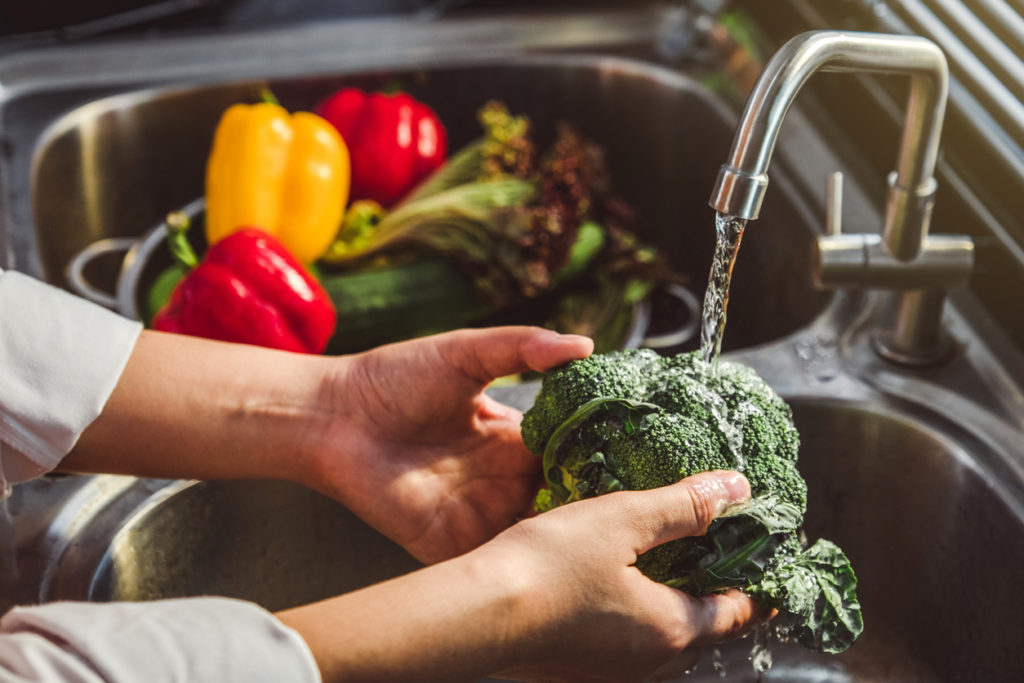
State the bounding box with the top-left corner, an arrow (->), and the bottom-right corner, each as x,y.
826,171 -> 843,236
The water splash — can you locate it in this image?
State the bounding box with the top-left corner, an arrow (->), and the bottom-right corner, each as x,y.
750,622 -> 774,678
793,333 -> 839,383
711,647 -> 727,678
700,213 -> 747,364
666,368 -> 745,471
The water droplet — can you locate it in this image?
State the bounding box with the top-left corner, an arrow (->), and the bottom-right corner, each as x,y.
712,647 -> 727,677
792,333 -> 839,383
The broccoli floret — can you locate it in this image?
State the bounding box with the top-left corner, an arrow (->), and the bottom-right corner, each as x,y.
603,412 -> 729,490
521,349 -> 662,454
523,349 -> 806,509
521,349 -> 861,655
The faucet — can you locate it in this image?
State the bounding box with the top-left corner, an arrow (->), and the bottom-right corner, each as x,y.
708,30 -> 974,366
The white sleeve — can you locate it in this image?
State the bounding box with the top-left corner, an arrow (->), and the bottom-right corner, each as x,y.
0,598 -> 321,683
0,269 -> 142,489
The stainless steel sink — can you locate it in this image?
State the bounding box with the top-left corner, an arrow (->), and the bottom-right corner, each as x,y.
4,8 -> 1024,682
24,58 -> 830,353
44,479 -> 421,611
18,388 -> 1024,681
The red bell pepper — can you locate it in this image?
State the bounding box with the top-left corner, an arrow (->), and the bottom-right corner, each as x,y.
315,88 -> 447,207
152,220 -> 336,354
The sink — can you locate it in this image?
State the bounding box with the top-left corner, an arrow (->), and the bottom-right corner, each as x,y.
693,397 -> 1024,682
25,56 -> 829,353
45,479 -> 421,611
25,393 -> 1024,681
4,10 -> 1024,682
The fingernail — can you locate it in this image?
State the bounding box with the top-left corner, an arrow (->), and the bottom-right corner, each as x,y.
716,471 -> 751,503
561,334 -> 595,353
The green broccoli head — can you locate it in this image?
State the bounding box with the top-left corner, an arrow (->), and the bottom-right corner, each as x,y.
522,349 -> 807,511
520,349 -> 861,655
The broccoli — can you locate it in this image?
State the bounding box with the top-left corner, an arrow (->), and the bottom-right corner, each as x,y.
521,348 -> 863,655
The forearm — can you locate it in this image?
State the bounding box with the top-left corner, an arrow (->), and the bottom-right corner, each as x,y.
62,330 -> 343,484
276,550 -> 523,683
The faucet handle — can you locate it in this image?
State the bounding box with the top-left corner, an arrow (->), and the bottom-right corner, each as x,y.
825,171 -> 843,236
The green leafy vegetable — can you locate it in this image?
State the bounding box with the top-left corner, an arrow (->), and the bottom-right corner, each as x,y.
521,348 -> 863,654
750,539 -> 864,654
322,101 -> 680,313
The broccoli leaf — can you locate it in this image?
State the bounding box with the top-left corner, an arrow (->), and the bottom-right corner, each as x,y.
541,397 -> 660,504
749,539 -> 863,655
667,495 -> 802,595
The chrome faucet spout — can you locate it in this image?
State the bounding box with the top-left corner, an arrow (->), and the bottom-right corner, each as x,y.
713,30 -> 972,367
708,30 -> 947,260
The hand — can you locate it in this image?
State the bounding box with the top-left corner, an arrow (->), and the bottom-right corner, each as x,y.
307,326 -> 593,563
277,470 -> 766,683
480,470 -> 764,682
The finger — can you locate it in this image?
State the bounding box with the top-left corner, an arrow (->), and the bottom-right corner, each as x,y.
438,326 -> 593,384
477,394 -> 524,422
689,590 -> 771,648
619,471 -> 750,555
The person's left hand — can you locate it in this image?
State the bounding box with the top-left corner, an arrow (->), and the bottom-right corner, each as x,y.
306,326 -> 593,563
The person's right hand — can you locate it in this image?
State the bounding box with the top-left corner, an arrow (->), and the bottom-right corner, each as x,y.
479,469 -> 765,683
277,469 -> 768,683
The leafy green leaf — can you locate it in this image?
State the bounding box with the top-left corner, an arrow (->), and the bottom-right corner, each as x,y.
666,495 -> 802,594
541,397 -> 660,504
749,539 -> 863,654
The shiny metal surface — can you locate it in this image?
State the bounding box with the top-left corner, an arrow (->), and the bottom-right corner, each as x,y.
873,288 -> 954,365
27,56 -> 830,354
714,30 -> 973,365
3,16 -> 1024,682
814,233 -> 974,289
21,383 -> 1024,682
46,479 -> 422,611
707,30 -> 947,252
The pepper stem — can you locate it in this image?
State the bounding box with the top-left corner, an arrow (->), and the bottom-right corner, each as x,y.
259,87 -> 280,106
165,211 -> 199,269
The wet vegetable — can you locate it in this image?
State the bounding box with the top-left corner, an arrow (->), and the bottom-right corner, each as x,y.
522,348 -> 863,654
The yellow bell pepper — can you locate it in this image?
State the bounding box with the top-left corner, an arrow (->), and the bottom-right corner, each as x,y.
205,102 -> 350,263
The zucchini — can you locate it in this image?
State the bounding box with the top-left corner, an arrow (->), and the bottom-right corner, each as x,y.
321,258 -> 491,354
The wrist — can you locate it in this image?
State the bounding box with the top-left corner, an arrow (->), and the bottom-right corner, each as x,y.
251,351 -> 347,488
292,353 -> 363,499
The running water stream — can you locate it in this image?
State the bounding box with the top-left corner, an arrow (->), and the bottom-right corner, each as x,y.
700,213 -> 778,679
700,213 -> 747,363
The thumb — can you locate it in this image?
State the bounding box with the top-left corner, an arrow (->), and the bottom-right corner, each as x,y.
625,471 -> 751,555
437,326 -> 593,384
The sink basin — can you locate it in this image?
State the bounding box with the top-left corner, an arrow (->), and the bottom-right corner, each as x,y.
26,55 -> 829,353
51,479 -> 421,611
4,11 -> 1024,682
692,397 -> 1024,681
30,394 -> 1024,681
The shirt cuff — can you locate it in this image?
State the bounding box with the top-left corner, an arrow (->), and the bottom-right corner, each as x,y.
0,598 -> 321,683
0,270 -> 142,481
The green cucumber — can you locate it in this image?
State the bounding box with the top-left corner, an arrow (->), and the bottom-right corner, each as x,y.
321,258 -> 491,354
